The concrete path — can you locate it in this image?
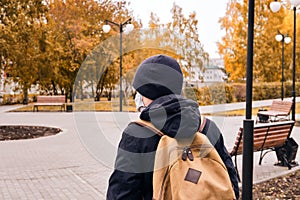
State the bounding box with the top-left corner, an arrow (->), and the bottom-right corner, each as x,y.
0,100 -> 299,199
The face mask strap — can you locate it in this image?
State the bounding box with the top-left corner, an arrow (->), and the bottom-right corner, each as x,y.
135,92 -> 146,112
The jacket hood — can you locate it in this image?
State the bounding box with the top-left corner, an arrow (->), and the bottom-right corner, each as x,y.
140,94 -> 200,139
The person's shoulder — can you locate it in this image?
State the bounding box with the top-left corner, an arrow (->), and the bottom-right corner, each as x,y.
124,121 -> 160,139
120,121 -> 160,153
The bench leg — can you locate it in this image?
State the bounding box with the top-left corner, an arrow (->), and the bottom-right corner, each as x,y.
33,105 -> 38,112
259,149 -> 273,165
61,104 -> 66,112
255,116 -> 259,124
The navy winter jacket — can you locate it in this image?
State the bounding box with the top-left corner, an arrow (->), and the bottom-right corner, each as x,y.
107,94 -> 239,199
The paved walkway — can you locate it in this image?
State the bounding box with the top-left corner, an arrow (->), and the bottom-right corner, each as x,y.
0,100 -> 299,199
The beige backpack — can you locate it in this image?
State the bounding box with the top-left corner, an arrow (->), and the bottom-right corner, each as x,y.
136,118 -> 236,200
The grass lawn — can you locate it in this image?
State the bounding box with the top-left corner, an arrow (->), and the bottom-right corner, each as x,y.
208,107 -> 268,116
9,98 -> 137,113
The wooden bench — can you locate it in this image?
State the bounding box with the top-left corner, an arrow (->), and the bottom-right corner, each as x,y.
256,100 -> 293,123
229,120 -> 295,181
33,95 -> 66,112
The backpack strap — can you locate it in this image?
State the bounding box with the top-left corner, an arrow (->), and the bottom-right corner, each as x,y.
199,115 -> 207,133
134,119 -> 164,137
135,115 -> 207,137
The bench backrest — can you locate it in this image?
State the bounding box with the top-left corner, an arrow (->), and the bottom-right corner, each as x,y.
37,95 -> 65,103
230,121 -> 294,156
270,100 -> 293,114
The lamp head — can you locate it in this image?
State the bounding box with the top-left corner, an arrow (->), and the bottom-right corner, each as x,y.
270,1 -> 281,12
123,23 -> 134,34
126,23 -> 134,32
102,24 -> 111,33
275,33 -> 283,42
289,0 -> 300,7
284,35 -> 292,44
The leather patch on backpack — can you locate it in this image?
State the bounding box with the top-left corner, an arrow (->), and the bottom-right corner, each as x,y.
184,168 -> 202,184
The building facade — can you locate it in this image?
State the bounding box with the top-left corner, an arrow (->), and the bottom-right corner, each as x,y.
185,58 -> 228,88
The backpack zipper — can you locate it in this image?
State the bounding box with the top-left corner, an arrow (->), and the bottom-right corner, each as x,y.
182,147 -> 194,161
179,144 -> 212,161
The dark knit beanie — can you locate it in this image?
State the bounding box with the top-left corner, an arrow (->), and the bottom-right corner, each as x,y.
132,54 -> 183,100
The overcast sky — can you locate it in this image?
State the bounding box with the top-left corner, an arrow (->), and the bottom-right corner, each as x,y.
127,0 -> 228,58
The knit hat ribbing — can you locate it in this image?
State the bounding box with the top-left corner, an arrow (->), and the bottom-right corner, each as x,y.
132,54 -> 183,100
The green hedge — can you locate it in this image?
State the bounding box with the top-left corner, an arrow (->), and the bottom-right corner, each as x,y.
184,82 -> 300,105
2,82 -> 299,106
184,84 -> 235,105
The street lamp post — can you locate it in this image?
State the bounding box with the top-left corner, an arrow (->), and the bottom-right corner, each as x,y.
242,0 -> 255,198
102,18 -> 134,112
270,0 -> 300,121
275,32 -> 291,100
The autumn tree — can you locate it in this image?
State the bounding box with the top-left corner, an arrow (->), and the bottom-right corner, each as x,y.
0,0 -> 48,103
134,3 -> 208,83
164,3 -> 209,78
73,0 -> 143,103
218,0 -> 248,82
46,0 -> 119,101
218,0 -> 297,83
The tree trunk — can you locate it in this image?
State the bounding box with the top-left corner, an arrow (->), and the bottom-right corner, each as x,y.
23,88 -> 28,105
95,67 -> 108,102
69,86 -> 73,102
107,89 -> 112,101
51,80 -> 58,95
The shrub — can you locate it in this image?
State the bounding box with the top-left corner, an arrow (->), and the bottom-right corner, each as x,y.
187,82 -> 300,106
232,83 -> 246,102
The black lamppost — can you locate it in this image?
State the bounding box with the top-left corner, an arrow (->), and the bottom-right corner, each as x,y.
102,18 -> 134,112
242,0 -> 255,198
270,0 -> 300,120
275,32 -> 291,100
